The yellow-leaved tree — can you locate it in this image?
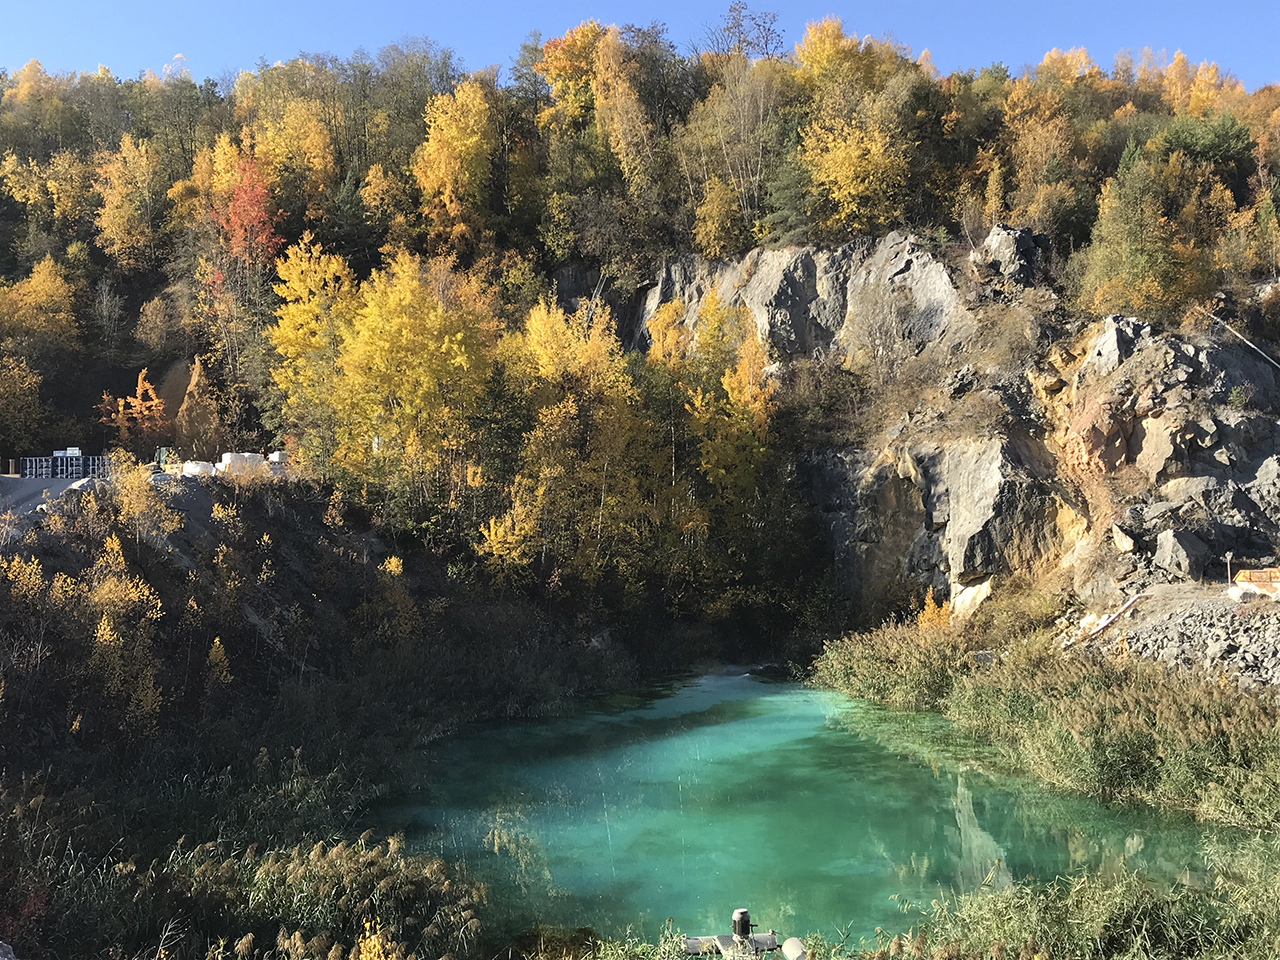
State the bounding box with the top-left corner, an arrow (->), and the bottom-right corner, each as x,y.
794,17 -> 863,91
800,115 -> 907,234
0,355 -> 43,456
108,448 -> 182,550
86,533 -> 164,740
590,26 -> 656,193
333,251 -> 493,509
93,134 -> 166,271
250,99 -> 338,220
535,21 -> 607,130
481,300 -> 664,593
270,233 -> 357,475
687,296 -> 776,517
0,149 -> 96,240
0,255 -> 79,361
1001,74 -> 1077,235
412,79 -> 498,247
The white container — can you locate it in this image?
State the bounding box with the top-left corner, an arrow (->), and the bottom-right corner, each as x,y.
215,452 -> 267,476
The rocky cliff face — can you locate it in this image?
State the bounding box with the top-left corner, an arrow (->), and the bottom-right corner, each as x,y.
635,231 -> 978,362
638,226 -> 1280,617
804,435 -> 1084,617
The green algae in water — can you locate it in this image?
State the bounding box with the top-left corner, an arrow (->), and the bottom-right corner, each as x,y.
384,672 -> 1215,943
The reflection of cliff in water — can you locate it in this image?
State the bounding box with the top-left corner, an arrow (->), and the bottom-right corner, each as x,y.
952,776 -> 1011,891
379,674 -> 1220,942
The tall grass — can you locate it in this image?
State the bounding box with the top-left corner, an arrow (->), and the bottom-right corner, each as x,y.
511,844 -> 1280,960
813,581 -> 1280,829
0,754 -> 482,960
792,833 -> 1280,960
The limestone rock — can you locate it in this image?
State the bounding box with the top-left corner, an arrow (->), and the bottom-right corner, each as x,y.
0,942 -> 17,960
838,231 -> 976,365
641,238 -> 1280,615
805,436 -> 1083,611
951,577 -> 993,619
1132,413 -> 1180,482
1245,455 -> 1280,528
1154,529 -> 1209,581
1064,398 -> 1132,473
968,223 -> 1044,284
738,244 -> 870,355
636,232 -> 975,370
1081,316 -> 1149,380
637,241 -> 872,359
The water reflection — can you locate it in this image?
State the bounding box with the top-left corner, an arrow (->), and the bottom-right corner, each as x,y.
380,673 -> 1216,942
952,777 -> 1012,891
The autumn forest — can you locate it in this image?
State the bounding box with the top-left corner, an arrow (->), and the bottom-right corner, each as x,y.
2,13 -> 1278,602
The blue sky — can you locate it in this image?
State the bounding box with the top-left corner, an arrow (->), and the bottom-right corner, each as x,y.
4,0 -> 1278,91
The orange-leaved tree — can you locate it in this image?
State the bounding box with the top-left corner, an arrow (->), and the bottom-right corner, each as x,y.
99,369 -> 169,457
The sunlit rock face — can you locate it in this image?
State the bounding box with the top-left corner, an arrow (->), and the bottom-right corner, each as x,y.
637,225 -> 1280,616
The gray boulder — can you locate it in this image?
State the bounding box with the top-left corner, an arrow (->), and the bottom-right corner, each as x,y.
838,231 -> 976,365
1112,524 -> 1136,553
1155,529 -> 1210,580
1082,316 -> 1150,380
1244,455 -> 1280,528
968,223 -> 1044,283
0,942 -> 18,960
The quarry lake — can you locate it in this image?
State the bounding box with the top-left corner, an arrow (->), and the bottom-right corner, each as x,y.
378,671 -> 1216,944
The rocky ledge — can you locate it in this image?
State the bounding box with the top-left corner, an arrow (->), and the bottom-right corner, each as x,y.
1079,584 -> 1280,690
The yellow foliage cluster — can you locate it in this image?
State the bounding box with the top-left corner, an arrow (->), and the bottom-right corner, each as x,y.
0,149 -> 95,230
1,525 -> 167,740
693,176 -> 749,259
800,116 -> 908,234
206,637 -> 233,687
93,133 -> 164,271
536,21 -> 607,129
412,79 -> 497,245
794,17 -> 861,89
251,100 -> 338,219
0,255 -> 79,356
591,27 -> 655,191
645,290 -> 776,519
916,587 -> 951,631
271,239 -> 496,497
109,449 -> 182,549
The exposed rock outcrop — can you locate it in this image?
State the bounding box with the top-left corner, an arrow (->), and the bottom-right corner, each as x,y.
806,436 -> 1085,610
636,224 -> 1280,618
636,231 -> 975,363
637,241 -> 872,357
968,223 -> 1047,285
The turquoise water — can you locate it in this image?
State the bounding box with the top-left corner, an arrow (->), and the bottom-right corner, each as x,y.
383,671 -> 1215,944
